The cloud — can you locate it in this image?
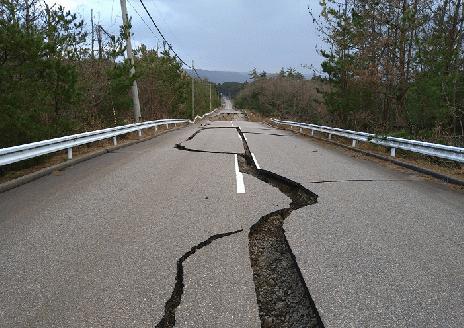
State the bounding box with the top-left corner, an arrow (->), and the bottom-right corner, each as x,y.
44,0 -> 324,73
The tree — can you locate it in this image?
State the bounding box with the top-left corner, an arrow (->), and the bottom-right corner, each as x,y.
0,0 -> 219,151
0,0 -> 86,146
311,0 -> 464,140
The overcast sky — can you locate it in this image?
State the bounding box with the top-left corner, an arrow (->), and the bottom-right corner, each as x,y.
45,0 -> 324,73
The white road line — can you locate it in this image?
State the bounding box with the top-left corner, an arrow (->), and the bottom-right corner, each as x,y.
251,153 -> 261,169
237,126 -> 248,141
238,133 -> 243,142
234,154 -> 246,194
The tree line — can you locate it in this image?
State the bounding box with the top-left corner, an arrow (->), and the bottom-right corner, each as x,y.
235,68 -> 327,122
237,1 -> 464,145
315,0 -> 464,143
0,0 -> 220,148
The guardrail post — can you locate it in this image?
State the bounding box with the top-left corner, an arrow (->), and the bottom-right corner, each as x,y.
390,147 -> 396,157
311,129 -> 314,136
328,133 -> 332,140
155,125 -> 158,132
299,127 -> 302,133
0,119 -> 192,167
165,124 -> 169,129
352,140 -> 357,147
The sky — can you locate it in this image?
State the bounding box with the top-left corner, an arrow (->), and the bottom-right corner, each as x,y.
44,0 -> 324,73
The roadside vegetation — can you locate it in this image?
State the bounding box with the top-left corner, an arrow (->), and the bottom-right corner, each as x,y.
217,82 -> 244,99
235,68 -> 328,122
0,0 -> 220,149
236,0 -> 464,146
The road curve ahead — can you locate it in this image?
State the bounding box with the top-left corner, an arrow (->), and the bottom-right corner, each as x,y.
0,114 -> 463,327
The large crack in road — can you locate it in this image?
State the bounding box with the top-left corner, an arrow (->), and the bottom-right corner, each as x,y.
171,125 -> 324,328
236,127 -> 324,328
155,229 -> 243,328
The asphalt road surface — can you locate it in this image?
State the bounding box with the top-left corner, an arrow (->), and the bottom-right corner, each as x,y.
0,107 -> 463,327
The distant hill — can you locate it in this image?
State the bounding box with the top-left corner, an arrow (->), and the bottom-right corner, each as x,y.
185,69 -> 314,83
185,69 -> 250,83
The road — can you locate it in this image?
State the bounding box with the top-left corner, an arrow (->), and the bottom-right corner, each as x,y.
0,106 -> 463,327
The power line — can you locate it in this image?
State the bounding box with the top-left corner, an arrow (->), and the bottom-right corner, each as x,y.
150,0 -> 180,49
137,0 -> 201,79
126,0 -> 159,43
99,25 -> 114,39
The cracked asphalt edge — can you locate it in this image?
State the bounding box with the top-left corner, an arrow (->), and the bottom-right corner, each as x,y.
236,126 -> 324,328
155,229 -> 243,328
175,124 -> 325,327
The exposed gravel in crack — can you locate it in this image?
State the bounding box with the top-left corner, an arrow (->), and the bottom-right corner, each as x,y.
248,209 -> 322,328
235,126 -> 323,327
155,229 -> 243,328
174,125 -> 324,327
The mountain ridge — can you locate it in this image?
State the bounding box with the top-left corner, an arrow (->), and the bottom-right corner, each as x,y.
185,69 -> 250,84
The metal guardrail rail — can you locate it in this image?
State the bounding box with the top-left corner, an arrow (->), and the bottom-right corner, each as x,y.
191,108 -> 217,123
272,119 -> 464,163
0,119 -> 188,166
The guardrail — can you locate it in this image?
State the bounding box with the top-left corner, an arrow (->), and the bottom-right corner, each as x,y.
0,119 -> 188,166
272,119 -> 464,163
191,107 -> 219,123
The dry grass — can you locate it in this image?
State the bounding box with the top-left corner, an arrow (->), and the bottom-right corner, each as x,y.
244,110 -> 269,123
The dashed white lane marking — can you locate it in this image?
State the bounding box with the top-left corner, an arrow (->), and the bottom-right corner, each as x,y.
237,126 -> 248,141
234,154 -> 246,194
251,153 -> 261,169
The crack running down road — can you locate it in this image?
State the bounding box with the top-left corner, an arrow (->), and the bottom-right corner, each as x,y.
175,126 -> 324,328
155,229 -> 243,328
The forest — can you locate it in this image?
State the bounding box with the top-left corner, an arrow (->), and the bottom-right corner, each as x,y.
235,68 -> 327,122
236,0 -> 464,145
0,0 -> 220,148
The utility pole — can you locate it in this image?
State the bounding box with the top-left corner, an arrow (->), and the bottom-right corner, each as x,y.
209,83 -> 212,111
191,60 -> 195,120
120,0 -> 142,122
24,0 -> 31,31
91,9 -> 94,59
96,25 -> 103,59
